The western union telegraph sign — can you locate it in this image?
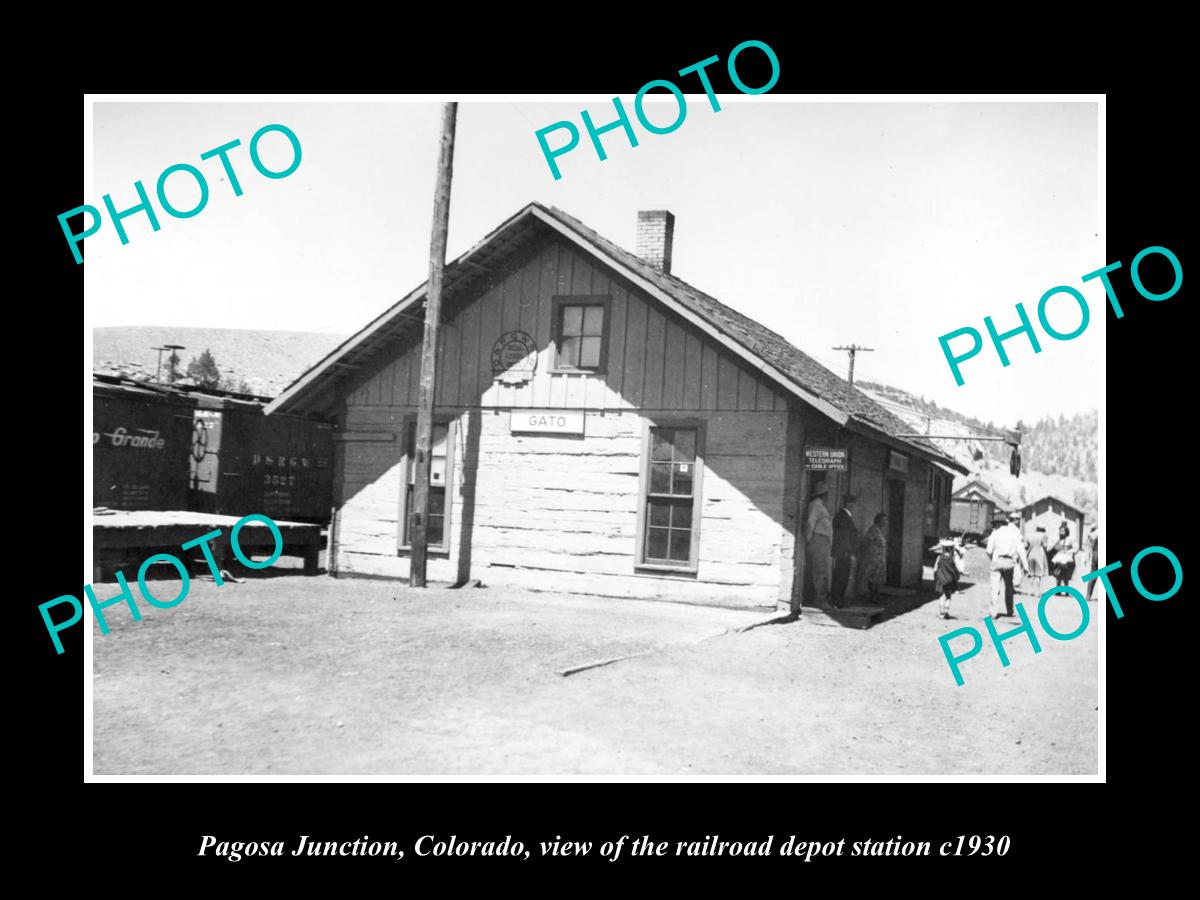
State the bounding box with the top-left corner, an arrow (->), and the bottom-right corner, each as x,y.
804,448 -> 847,471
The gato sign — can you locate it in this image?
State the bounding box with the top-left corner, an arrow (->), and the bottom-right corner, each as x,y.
510,409 -> 586,435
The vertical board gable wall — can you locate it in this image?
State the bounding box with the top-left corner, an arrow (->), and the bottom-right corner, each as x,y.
333,237 -> 795,605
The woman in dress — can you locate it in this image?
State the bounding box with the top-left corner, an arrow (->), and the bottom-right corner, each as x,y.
858,513 -> 888,604
1027,526 -> 1048,590
1048,521 -> 1077,588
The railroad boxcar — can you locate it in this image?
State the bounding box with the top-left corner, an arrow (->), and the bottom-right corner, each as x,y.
93,377 -> 197,510
189,393 -> 333,524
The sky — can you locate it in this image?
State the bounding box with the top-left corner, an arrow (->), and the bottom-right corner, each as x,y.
88,99 -> 1100,425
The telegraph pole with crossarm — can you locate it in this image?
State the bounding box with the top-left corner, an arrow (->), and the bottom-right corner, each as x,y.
832,344 -> 874,385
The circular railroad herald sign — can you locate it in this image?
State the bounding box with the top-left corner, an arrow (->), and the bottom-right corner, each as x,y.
491,330 -> 538,385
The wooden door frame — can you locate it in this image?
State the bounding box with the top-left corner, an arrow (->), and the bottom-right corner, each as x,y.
884,474 -> 906,587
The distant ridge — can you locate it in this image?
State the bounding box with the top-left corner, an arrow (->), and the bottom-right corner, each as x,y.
93,326 -> 347,397
857,379 -> 1098,525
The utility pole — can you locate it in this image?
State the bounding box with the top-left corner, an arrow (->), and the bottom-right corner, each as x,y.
832,344 -> 874,385
153,344 -> 185,384
410,102 -> 458,588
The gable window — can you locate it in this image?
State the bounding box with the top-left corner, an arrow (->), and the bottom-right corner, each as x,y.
551,296 -> 610,373
636,422 -> 705,572
398,419 -> 455,553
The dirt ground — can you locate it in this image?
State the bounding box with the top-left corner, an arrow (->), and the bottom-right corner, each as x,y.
92,548 -> 1098,776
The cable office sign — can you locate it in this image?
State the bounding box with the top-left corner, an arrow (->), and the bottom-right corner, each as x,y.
804,448 -> 847,471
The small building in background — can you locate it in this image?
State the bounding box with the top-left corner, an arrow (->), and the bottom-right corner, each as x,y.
950,477 -> 1011,539
1019,495 -> 1086,547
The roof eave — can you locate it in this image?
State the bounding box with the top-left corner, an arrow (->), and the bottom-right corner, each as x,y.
842,418 -> 970,474
265,202 -> 546,416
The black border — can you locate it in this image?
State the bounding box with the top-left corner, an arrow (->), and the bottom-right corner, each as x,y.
25,23 -> 1190,885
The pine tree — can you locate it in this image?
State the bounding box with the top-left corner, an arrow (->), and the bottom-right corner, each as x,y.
186,349 -> 222,388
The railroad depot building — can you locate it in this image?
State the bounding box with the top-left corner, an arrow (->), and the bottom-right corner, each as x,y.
268,204 -> 964,610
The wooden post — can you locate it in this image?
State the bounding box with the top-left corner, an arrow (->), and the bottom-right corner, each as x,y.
794,422 -> 810,615
410,102 -> 458,588
832,344 -> 874,385
777,405 -> 810,615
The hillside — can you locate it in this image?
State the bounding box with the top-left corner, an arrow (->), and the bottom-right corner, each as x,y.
93,327 -> 347,396
858,380 -> 1097,525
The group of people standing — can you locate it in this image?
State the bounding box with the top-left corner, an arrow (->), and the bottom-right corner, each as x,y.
804,480 -> 888,609
805,477 -> 1100,619
985,513 -> 1097,618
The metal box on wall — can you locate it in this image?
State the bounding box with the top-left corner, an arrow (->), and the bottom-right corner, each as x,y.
189,394 -> 333,524
93,380 -> 197,510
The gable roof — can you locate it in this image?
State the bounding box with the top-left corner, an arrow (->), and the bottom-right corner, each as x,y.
951,479 -> 1012,510
1020,495 -> 1085,518
266,202 -> 965,473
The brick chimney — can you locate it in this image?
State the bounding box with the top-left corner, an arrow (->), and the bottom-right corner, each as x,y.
636,210 -> 675,274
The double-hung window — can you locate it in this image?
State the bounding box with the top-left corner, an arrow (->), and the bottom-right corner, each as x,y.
637,423 -> 704,571
551,296 -> 609,373
398,419 -> 454,553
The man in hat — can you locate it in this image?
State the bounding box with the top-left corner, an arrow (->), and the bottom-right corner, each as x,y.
985,510 -> 1029,618
805,481 -> 834,607
831,493 -> 860,607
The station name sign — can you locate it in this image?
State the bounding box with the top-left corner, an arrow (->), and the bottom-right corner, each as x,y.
510,409 -> 585,435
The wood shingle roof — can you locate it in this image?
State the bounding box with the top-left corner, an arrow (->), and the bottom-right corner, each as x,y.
266,202 -> 966,473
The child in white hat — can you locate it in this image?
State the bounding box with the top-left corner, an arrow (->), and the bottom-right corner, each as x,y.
932,538 -> 966,619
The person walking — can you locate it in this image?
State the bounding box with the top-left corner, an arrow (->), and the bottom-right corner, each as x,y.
858,513 -> 888,604
805,481 -> 834,607
831,494 -> 859,608
1048,521 -> 1077,589
985,511 -> 1028,618
1027,526 -> 1048,589
933,538 -> 966,619
1085,523 -> 1100,601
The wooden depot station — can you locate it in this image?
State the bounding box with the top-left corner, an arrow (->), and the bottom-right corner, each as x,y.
267,205 -> 967,612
